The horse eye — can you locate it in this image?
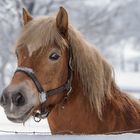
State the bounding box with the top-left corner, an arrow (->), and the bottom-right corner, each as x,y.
49,52 -> 60,60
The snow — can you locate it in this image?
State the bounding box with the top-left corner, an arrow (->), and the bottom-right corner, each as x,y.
0,107 -> 50,133
115,71 -> 140,98
124,47 -> 140,60
0,134 -> 140,140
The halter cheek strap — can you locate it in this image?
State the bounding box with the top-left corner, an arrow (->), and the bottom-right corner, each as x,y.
15,47 -> 73,122
15,67 -> 46,103
15,67 -> 72,104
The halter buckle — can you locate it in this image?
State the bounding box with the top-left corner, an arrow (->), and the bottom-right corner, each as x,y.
40,91 -> 46,103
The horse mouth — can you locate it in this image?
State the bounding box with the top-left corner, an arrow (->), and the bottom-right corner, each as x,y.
7,107 -> 34,123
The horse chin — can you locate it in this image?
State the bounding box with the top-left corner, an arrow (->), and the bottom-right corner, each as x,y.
7,107 -> 34,123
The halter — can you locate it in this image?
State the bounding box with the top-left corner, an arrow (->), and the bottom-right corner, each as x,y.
15,47 -> 73,122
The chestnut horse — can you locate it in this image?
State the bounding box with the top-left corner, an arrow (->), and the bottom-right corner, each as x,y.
0,7 -> 140,134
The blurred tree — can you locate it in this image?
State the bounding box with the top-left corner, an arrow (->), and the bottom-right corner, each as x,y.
0,0 -> 140,92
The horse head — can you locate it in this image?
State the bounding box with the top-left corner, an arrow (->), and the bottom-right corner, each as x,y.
0,7 -> 71,123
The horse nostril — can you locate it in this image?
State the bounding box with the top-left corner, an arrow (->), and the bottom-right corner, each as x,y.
0,94 -> 7,106
12,92 -> 25,107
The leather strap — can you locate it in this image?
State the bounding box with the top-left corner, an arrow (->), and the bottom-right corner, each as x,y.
16,67 -> 44,94
15,46 -> 73,121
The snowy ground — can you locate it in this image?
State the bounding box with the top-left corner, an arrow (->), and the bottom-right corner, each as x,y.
0,107 -> 50,133
0,71 -> 140,139
0,134 -> 140,140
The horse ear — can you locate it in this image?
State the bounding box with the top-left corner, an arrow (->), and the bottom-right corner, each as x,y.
56,6 -> 68,37
22,8 -> 33,25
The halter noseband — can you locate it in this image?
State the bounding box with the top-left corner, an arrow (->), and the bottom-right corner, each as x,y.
15,47 -> 73,122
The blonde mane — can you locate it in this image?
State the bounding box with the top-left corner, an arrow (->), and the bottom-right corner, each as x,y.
68,25 -> 113,116
17,15 -> 114,117
17,16 -> 68,55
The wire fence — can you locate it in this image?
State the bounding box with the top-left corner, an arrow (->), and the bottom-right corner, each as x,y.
0,128 -> 140,135
0,130 -> 52,135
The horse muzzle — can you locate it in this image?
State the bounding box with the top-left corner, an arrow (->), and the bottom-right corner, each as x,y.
0,83 -> 38,123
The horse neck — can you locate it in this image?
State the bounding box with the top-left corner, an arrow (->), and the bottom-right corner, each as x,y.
48,74 -> 101,133
103,82 -> 140,132
71,78 -> 140,132
48,76 -> 140,134
69,79 -> 140,133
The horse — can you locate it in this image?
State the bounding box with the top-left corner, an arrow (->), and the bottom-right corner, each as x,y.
0,7 -> 140,134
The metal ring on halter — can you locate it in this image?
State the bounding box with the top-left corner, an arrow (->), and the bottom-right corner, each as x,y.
34,111 -> 50,122
34,113 -> 42,122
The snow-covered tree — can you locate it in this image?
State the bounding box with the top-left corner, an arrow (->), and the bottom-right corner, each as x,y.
0,0 -> 140,92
